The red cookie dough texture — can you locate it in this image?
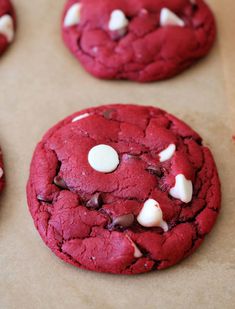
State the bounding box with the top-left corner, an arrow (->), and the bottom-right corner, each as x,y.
62,0 -> 216,82
27,104 -> 221,274
0,147 -> 4,193
0,0 -> 16,56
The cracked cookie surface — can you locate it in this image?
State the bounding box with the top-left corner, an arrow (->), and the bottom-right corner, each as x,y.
0,0 -> 16,57
27,104 -> 221,274
62,0 -> 216,82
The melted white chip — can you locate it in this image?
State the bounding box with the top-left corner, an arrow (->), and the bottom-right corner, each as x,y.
88,144 -> 119,173
137,199 -> 168,231
64,3 -> 81,27
133,242 -> 143,258
159,144 -> 176,162
140,8 -> 148,15
0,15 -> 14,43
0,168 -> 3,178
170,174 -> 193,203
108,10 -> 129,31
72,113 -> 89,122
126,236 -> 143,258
160,8 -> 185,27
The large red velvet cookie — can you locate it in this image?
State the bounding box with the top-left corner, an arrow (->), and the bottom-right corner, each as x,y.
0,0 -> 16,57
61,0 -> 216,82
0,147 -> 4,193
27,104 -> 221,274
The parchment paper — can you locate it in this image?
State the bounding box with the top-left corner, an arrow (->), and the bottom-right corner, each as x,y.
0,1 -> 234,308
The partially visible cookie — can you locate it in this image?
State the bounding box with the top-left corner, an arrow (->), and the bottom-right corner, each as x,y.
0,147 -> 4,192
62,0 -> 216,82
27,104 -> 221,274
0,0 -> 16,57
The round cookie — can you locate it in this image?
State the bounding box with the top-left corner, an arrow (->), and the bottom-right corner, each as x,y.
62,0 -> 216,82
0,0 -> 16,57
27,104 -> 221,274
0,147 -> 4,193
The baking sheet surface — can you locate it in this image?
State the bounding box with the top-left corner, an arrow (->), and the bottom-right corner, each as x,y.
0,1 -> 234,308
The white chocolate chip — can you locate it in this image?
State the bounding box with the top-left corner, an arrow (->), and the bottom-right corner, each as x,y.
64,3 -> 81,27
0,168 -> 3,178
140,8 -> 148,15
126,236 -> 143,258
108,10 -> 129,32
160,8 -> 185,27
0,15 -> 14,43
137,199 -> 168,231
88,144 -> 119,173
159,221 -> 168,232
170,174 -> 193,203
133,242 -> 143,258
72,113 -> 89,122
159,144 -> 176,162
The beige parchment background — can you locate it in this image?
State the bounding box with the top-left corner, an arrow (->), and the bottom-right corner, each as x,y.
0,1 -> 234,308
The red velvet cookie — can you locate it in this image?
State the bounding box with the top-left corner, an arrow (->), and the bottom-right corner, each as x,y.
27,104 -> 221,274
0,0 -> 16,57
0,147 -> 4,193
62,0 -> 216,82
